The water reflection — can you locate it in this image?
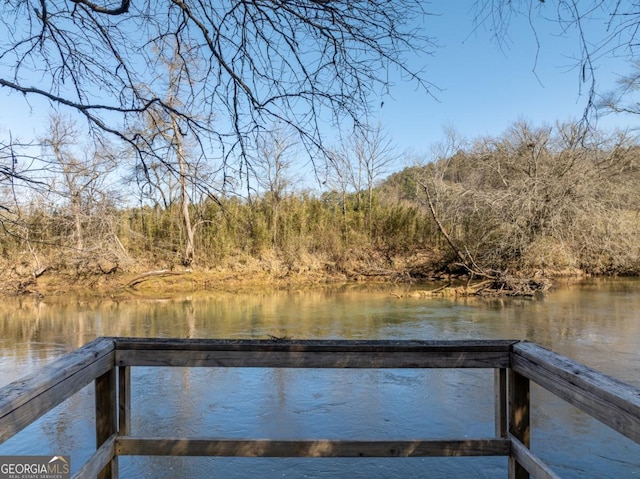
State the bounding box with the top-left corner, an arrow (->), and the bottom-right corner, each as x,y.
0,279 -> 639,477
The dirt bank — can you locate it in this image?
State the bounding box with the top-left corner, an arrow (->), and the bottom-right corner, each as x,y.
0,247 -> 594,299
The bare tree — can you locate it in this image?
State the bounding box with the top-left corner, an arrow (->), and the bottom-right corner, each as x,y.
1,136 -> 34,193
40,113 -> 120,256
254,128 -> 297,247
42,117 -> 85,251
0,1 -> 433,176
330,121 -> 398,234
325,146 -> 355,245
352,122 -> 398,232
144,46 -> 198,266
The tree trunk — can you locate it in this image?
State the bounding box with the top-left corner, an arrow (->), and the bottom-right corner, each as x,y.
172,115 -> 195,266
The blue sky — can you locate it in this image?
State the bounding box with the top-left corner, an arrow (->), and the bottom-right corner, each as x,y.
378,2 -> 635,156
0,2 -> 636,165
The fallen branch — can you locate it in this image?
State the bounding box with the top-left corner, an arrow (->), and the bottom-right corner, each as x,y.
396,276 -> 551,299
125,269 -> 191,289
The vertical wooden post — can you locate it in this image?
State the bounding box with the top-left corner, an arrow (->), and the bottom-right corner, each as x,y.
96,367 -> 118,479
495,368 -> 507,438
118,366 -> 131,437
508,368 -> 530,479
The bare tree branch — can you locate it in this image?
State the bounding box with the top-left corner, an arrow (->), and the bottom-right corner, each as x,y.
0,1 -> 435,175
474,1 -> 640,124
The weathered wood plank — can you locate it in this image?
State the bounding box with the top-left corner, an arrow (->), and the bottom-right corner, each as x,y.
495,368 -> 507,438
0,338 -> 115,445
116,349 -> 510,369
512,341 -> 640,444
509,434 -> 562,479
96,368 -> 117,479
114,338 -> 518,352
115,437 -> 511,457
71,433 -> 117,479
115,339 -> 516,368
118,366 -> 131,437
0,337 -> 115,417
508,368 -> 530,479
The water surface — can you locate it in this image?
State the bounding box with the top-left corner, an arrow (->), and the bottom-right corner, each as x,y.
0,280 -> 639,478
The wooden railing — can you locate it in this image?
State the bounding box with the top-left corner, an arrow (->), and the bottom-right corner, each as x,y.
0,338 -> 639,479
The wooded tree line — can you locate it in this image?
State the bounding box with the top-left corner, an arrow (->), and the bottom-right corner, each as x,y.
384,121 -> 640,277
0,114 -> 436,288
1,117 -> 639,290
3,1 -> 640,290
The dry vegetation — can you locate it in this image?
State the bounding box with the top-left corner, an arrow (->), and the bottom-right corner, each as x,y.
3,2 -> 640,298
2,120 -> 640,297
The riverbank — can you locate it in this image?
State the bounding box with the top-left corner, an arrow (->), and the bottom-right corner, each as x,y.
0,252 -> 588,299
0,267 -> 326,298
0,254 -> 430,298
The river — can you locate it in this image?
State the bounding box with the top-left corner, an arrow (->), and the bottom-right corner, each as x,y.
0,279 -> 639,478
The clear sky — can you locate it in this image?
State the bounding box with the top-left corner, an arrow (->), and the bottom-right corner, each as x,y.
377,2 -> 635,157
0,2 -> 636,165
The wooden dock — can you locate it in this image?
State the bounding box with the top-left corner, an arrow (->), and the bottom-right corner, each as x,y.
0,338 -> 639,478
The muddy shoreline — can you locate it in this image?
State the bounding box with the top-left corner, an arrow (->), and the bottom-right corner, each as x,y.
0,262 -> 592,300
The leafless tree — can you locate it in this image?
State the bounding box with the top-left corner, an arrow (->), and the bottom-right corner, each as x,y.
357,122 -> 398,230
331,121 -> 398,233
0,1 -> 433,176
132,43 -> 203,266
0,131 -> 54,271
40,114 -> 120,255
325,145 -> 355,244
254,128 -> 298,247
0,135 -> 40,213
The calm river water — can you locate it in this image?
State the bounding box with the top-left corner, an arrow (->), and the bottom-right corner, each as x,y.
0,279 -> 639,478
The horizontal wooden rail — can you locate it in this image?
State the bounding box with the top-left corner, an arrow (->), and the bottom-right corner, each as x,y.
115,437 -> 511,457
511,341 -> 640,444
114,338 -> 516,368
114,338 -> 519,352
1,337 -> 639,479
0,337 -> 115,445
